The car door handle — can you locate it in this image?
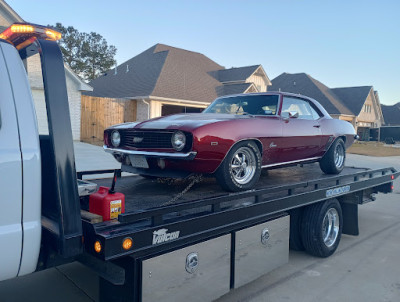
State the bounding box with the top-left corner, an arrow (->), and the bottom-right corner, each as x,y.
313,125 -> 320,128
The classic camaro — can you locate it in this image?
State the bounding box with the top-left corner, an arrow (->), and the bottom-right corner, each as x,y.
104,92 -> 357,191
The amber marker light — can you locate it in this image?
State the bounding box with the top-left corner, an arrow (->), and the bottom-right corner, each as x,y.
122,237 -> 133,250
45,29 -> 62,41
94,241 -> 102,253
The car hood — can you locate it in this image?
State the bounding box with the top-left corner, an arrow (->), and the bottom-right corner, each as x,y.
124,113 -> 252,131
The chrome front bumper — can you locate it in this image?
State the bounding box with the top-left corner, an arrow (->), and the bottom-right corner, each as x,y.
104,146 -> 197,160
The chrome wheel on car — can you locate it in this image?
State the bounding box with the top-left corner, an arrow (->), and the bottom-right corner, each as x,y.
319,138 -> 345,174
334,143 -> 345,169
229,147 -> 257,185
322,208 -> 340,247
215,141 -> 261,192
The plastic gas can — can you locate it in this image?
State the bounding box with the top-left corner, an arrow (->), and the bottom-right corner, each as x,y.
89,186 -> 125,221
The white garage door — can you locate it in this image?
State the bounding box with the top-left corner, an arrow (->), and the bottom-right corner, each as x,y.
31,89 -> 80,140
32,89 -> 49,135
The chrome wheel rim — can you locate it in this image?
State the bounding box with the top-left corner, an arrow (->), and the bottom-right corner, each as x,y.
334,143 -> 345,169
229,147 -> 256,185
322,208 -> 340,247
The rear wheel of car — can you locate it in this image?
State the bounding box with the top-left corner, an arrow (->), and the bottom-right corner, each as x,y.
215,141 -> 261,192
319,138 -> 345,174
301,199 -> 342,258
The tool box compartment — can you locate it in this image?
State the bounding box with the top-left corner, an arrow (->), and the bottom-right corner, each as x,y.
141,234 -> 231,302
234,215 -> 290,288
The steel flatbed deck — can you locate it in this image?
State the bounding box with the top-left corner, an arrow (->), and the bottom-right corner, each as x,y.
80,164 -> 397,258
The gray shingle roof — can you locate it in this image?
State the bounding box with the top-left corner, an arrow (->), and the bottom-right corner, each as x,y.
381,102 -> 400,125
86,44 -> 224,102
216,83 -> 253,97
268,73 -> 353,115
331,86 -> 372,116
216,65 -> 260,82
151,44 -> 224,102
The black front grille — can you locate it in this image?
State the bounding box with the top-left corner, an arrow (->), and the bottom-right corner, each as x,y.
122,130 -> 174,149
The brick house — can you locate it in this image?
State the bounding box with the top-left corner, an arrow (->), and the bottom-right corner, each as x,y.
0,0 -> 92,140
85,43 -> 271,121
268,73 -> 385,140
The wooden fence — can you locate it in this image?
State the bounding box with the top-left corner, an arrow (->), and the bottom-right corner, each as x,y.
81,95 -> 137,145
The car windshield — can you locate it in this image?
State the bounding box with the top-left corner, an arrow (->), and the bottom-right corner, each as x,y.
203,95 -> 279,115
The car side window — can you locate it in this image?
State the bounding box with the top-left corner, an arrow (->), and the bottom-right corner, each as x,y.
309,104 -> 322,120
282,97 -> 320,120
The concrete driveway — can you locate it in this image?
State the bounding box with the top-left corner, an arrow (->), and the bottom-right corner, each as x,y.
0,147 -> 399,302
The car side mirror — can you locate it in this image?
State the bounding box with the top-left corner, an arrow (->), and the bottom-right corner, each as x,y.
281,111 -> 299,120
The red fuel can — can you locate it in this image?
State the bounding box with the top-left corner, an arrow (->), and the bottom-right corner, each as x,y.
89,186 -> 125,221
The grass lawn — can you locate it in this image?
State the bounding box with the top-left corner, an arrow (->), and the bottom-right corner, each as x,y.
348,141 -> 400,156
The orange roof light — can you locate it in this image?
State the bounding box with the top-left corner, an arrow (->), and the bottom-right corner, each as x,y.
0,23 -> 62,50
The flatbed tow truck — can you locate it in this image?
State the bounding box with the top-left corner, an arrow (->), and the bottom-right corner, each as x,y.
0,22 -> 398,302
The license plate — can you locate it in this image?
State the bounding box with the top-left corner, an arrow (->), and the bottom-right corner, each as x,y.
129,155 -> 149,169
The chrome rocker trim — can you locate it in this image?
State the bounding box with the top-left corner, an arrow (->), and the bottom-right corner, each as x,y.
104,146 -> 197,160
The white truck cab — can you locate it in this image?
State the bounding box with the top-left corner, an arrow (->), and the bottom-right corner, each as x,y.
0,24 -> 82,282
0,39 -> 41,281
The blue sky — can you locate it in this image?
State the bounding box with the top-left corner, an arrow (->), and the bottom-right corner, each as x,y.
6,0 -> 400,105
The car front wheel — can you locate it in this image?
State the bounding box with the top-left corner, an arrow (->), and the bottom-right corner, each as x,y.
215,141 -> 261,192
319,138 -> 345,174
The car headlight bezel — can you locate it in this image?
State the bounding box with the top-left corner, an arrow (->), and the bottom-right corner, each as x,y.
111,130 -> 121,147
171,131 -> 186,151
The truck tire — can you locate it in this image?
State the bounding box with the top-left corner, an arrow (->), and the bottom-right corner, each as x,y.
215,141 -> 261,192
319,138 -> 345,174
301,199 -> 342,258
289,208 -> 304,251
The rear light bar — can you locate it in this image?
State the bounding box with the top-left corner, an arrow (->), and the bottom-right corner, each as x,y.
0,23 -> 62,50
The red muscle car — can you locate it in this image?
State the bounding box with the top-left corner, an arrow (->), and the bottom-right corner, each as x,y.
104,92 -> 357,191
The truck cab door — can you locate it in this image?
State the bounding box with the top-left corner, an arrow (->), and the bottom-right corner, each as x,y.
0,44 -> 23,281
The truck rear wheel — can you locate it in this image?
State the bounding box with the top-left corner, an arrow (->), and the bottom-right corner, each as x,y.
301,199 -> 342,257
289,208 -> 304,251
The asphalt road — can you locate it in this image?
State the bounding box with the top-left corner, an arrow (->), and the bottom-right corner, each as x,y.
0,145 -> 399,302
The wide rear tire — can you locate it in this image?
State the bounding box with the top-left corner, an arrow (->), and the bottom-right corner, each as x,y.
320,138 -> 345,174
215,141 -> 261,192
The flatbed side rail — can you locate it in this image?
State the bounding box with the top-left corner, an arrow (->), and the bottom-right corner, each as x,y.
118,167 -> 398,226
82,167 -> 399,261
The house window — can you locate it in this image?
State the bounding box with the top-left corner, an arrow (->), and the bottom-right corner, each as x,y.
364,104 -> 372,113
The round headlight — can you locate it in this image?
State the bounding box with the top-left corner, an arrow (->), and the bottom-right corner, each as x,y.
111,131 -> 121,147
171,131 -> 186,151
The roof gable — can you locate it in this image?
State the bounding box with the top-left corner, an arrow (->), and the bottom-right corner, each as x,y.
217,65 -> 260,83
269,73 -> 353,115
331,86 -> 372,116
